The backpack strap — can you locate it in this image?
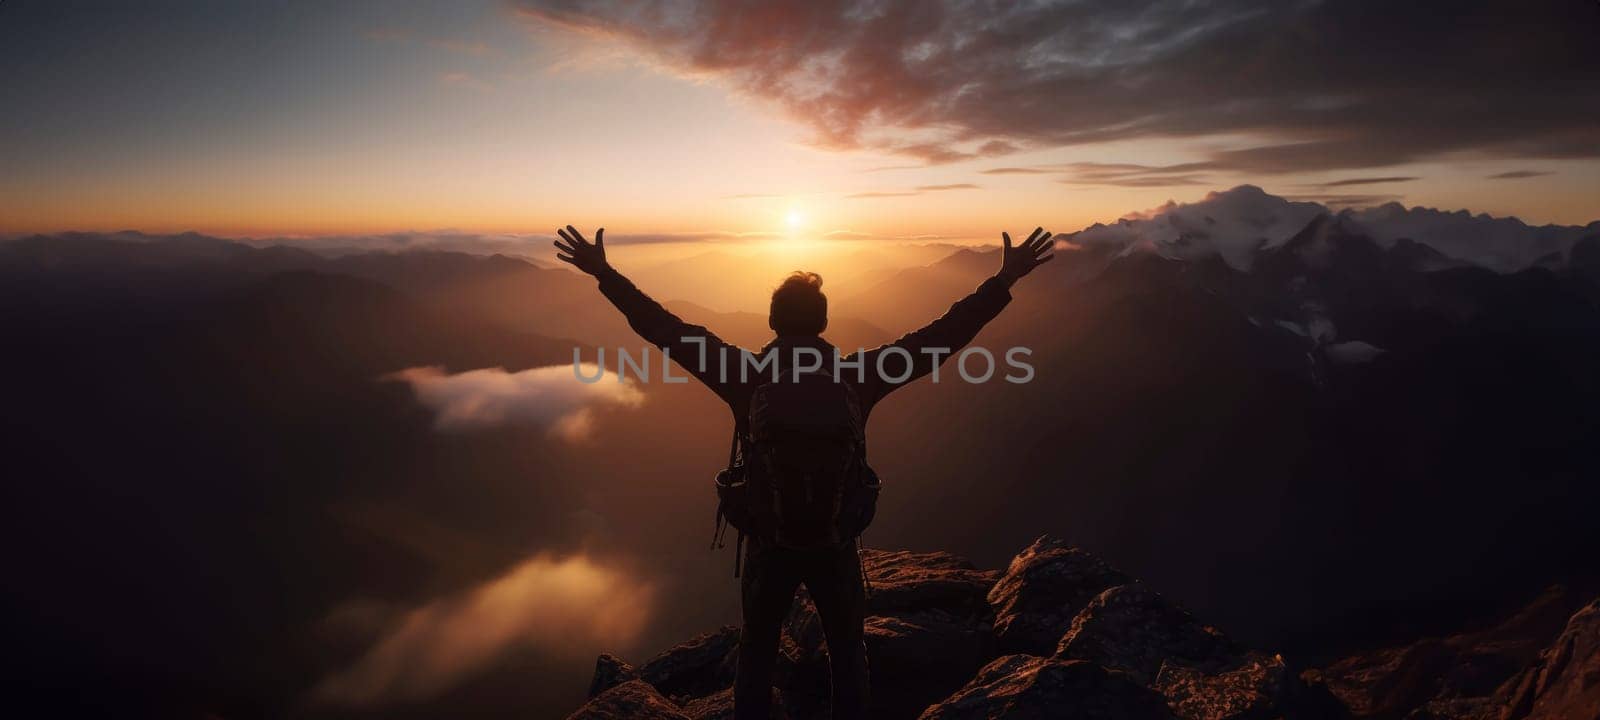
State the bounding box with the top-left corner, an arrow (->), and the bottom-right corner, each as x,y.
729,419 -> 747,578
727,420 -> 745,467
712,420 -> 749,577
711,424 -> 738,551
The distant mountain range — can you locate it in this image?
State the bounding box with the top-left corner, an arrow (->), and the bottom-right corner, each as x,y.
3,191 -> 1598,716
1069,185 -> 1600,275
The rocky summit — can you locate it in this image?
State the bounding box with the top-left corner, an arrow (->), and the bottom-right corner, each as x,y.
567,538 -> 1599,719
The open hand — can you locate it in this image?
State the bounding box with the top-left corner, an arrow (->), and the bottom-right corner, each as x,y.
998,227 -> 1054,285
554,225 -> 611,277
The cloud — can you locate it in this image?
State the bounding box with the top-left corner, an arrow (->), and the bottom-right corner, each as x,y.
511,0 -> 1600,171
819,229 -> 958,242
246,230 -> 555,257
1058,161 -> 1216,187
387,364 -> 643,441
364,27 -> 410,42
1326,340 -> 1386,365
429,38 -> 494,56
243,229 -> 782,254
438,71 -> 494,92
1283,193 -> 1402,208
981,167 -> 1053,175
1060,174 -> 1209,188
313,552 -> 654,707
600,230 -> 786,244
847,183 -> 979,199
1320,176 -> 1419,187
1487,170 -> 1553,180
846,191 -> 920,199
1072,185 -> 1328,270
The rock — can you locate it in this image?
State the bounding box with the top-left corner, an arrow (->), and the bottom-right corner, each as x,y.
1056,584 -> 1244,685
567,679 -> 691,720
988,536 -> 1135,656
582,541 -> 1589,720
777,549 -> 1002,718
679,687 -> 792,720
588,653 -> 640,698
919,654 -> 1176,720
867,609 -> 998,718
1055,584 -> 1300,720
1314,585 -> 1585,719
638,625 -> 741,702
1156,652 -> 1291,720
679,688 -> 736,720
1314,638 -> 1460,718
864,548 -> 1000,618
1404,696 -> 1502,720
1499,597 -> 1600,720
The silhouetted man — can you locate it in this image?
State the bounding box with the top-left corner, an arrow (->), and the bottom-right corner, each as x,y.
554,225 -> 1054,719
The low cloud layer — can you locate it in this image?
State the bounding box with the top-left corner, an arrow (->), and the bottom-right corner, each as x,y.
314,552 -> 655,707
515,0 -> 1599,172
388,364 -> 643,441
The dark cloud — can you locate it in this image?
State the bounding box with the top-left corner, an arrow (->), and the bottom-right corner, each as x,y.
847,183 -> 978,198
1058,161 -> 1217,187
1060,174 -> 1209,188
514,0 -> 1600,172
981,167 -> 1053,175
1320,176 -> 1420,188
1283,193 -> 1403,208
1487,170 -> 1554,180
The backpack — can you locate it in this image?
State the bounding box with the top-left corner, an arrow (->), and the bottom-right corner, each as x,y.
714,367 -> 880,564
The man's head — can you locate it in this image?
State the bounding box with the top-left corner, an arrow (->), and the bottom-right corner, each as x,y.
769,271 -> 827,336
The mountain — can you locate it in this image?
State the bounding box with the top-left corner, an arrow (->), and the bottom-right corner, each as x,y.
1346,202 -> 1600,274
1311,584 -> 1600,720
0,243 -> 613,716
566,536 -> 1600,719
5,195 -> 1599,716
1072,185 -> 1329,271
1045,185 -> 1600,275
844,193 -> 1600,661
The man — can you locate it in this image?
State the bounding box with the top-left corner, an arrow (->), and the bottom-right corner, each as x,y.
553,224 -> 1054,719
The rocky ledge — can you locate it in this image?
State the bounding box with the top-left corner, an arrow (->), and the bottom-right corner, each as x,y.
568,538 -> 1599,720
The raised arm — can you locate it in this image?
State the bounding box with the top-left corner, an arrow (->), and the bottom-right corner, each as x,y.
555,225 -> 743,400
850,227 -> 1054,406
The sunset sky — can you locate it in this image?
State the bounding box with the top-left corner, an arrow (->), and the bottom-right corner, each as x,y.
3,0 -> 1596,240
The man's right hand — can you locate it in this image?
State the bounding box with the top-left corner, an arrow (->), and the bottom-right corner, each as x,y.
997,226 -> 1054,286
554,225 -> 611,277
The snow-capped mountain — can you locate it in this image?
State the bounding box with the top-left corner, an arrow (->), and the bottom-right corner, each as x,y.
1070,185 -> 1326,271
1345,202 -> 1600,273
1065,185 -> 1600,274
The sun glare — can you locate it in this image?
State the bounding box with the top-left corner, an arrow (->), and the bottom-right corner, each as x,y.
784,209 -> 805,232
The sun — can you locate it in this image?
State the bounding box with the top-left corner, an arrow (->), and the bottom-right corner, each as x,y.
784,208 -> 805,231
